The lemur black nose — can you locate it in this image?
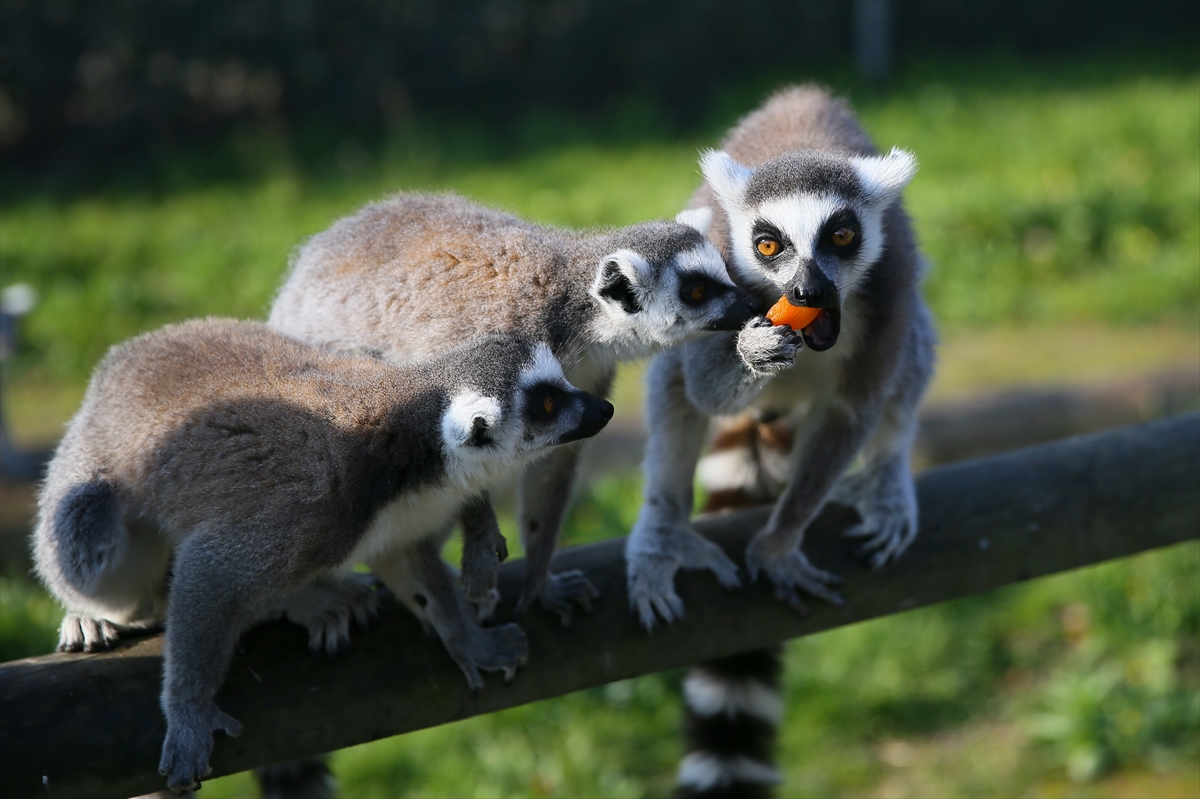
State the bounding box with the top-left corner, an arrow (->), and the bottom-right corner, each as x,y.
790,284 -> 825,307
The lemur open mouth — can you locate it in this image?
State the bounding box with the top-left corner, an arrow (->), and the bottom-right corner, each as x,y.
801,307 -> 840,351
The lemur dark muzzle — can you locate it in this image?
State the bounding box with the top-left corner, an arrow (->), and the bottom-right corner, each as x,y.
706,288 -> 763,331
784,274 -> 841,352
557,393 -> 614,444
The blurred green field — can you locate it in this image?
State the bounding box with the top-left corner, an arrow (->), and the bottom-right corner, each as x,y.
1,52 -> 1197,797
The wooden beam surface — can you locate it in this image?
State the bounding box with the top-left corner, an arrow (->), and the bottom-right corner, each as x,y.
2,412 -> 1198,799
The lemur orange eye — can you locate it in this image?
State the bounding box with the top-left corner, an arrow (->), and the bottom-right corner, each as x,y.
756,238 -> 780,257
542,396 -> 555,414
690,284 -> 707,301
831,227 -> 856,246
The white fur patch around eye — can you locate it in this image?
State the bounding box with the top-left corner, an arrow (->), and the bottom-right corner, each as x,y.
518,342 -> 568,390
675,206 -> 713,237
700,150 -> 752,208
441,391 -> 503,449
731,193 -> 843,287
672,241 -> 733,284
851,147 -> 917,204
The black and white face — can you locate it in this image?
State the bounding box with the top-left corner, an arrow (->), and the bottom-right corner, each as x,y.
589,213 -> 761,354
702,148 -> 916,350
515,343 -> 614,452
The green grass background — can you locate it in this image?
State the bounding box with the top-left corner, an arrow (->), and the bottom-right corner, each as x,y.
1,52 -> 1197,797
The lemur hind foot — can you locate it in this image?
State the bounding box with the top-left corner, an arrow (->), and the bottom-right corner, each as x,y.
446,621 -> 529,695
516,568 -> 599,627
57,613 -> 126,652
745,535 -> 843,615
260,572 -> 384,659
831,460 -> 919,569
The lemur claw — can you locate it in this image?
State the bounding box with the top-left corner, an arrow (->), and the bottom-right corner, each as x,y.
264,572 -> 383,659
159,703 -> 242,793
626,523 -> 741,630
446,621 -> 529,693
516,569 -> 598,626
58,613 -> 123,652
833,459 -> 919,570
746,538 -> 844,611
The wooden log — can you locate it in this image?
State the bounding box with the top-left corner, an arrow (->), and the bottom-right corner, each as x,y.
2,412 -> 1197,799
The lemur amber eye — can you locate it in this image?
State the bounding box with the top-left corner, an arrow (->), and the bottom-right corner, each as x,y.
831,227 -> 856,247
756,238 -> 780,257
689,284 -> 707,301
542,395 -> 555,415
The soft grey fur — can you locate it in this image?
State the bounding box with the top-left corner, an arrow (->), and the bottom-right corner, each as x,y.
32,319 -> 612,792
269,192 -> 758,623
627,85 -> 937,627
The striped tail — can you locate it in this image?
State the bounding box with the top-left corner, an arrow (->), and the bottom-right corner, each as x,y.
677,412 -> 795,798
676,647 -> 785,798
254,757 -> 336,799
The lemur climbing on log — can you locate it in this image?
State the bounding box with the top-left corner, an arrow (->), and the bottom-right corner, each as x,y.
624,86 -> 936,798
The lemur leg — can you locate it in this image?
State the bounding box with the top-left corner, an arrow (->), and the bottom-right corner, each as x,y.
372,541 -> 528,695
514,440 -> 598,625
626,348 -> 742,630
626,323 -> 798,630
744,407 -> 883,612
37,494 -> 171,653
459,492 -> 508,604
253,571 -> 383,659
832,317 -> 934,568
158,530 -> 283,793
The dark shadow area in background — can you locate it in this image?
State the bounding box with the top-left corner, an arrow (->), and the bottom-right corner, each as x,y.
1,0 -> 1197,196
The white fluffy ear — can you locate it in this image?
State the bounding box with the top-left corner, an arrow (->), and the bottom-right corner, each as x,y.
700,150 -> 752,209
852,147 -> 917,204
591,249 -> 651,314
443,392 -> 503,449
675,207 -> 713,237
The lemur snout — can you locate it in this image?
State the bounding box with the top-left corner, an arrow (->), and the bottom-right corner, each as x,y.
785,262 -> 840,309
707,287 -> 762,331
557,393 -> 614,444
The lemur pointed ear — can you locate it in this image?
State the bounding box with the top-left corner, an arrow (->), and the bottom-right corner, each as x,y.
700,150 -> 752,208
675,207 -> 713,237
852,148 -> 918,204
591,249 -> 650,315
443,393 -> 503,450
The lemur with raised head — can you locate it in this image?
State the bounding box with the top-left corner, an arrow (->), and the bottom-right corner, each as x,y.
622,86 -> 936,797
32,319 -> 612,792
269,192 -> 764,623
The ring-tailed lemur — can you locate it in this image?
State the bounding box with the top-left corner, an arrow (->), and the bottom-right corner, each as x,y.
268,192 -> 762,624
32,319 -> 613,792
622,86 -> 936,797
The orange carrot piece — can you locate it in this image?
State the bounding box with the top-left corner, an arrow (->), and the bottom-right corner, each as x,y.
765,296 -> 821,331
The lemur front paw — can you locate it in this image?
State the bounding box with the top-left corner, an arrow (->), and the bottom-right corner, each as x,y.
269,572 -> 384,659
445,622 -> 530,695
745,535 -> 843,614
57,613 -> 124,652
515,568 -> 599,627
736,317 -> 801,374
626,519 -> 741,630
834,466 -> 919,569
158,702 -> 243,792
